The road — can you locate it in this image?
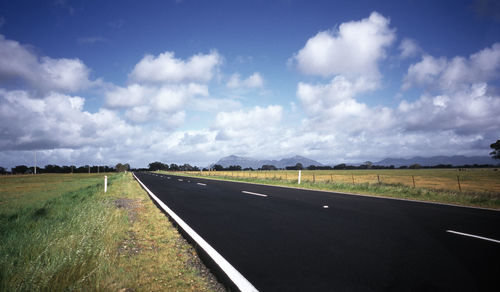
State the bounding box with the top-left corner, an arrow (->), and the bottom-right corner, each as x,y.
134,172 -> 500,291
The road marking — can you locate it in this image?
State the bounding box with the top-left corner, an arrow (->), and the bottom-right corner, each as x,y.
133,173 -> 258,292
167,177 -> 170,179
446,230 -> 500,244
241,191 -> 268,197
197,183 -> 207,186
178,179 -> 183,182
323,205 -> 329,208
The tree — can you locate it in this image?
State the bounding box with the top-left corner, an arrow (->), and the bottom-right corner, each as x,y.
261,165 -> 277,171
227,165 -> 242,171
12,165 -> 29,174
409,163 -> 421,169
0,166 -> 6,174
286,163 -> 303,170
149,161 -> 168,171
116,163 -> 130,172
490,140 -> 500,159
212,164 -> 224,171
170,163 -> 180,171
180,164 -> 195,171
333,163 -> 346,170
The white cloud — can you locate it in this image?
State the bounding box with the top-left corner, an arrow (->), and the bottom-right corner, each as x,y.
399,38 -> 421,59
292,12 -> 395,78
105,83 -> 208,123
0,89 -> 137,151
293,42 -> 500,162
0,34 -> 96,93
297,75 -> 378,117
297,77 -> 395,135
226,72 -> 264,89
397,83 -> 500,135
129,50 -> 222,84
213,105 -> 282,131
403,43 -> 500,91
212,105 -> 284,154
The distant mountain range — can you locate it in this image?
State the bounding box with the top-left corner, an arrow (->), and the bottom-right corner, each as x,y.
213,155 -> 322,169
373,155 -> 498,167
212,155 -> 498,169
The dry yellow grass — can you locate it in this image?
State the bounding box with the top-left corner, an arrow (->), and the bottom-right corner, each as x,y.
196,168 -> 500,194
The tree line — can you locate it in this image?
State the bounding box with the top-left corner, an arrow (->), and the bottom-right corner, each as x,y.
0,163 -> 131,175
4,140 -> 499,175
148,161 -> 499,173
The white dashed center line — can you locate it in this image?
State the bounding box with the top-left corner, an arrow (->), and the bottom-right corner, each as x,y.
241,191 -> 268,197
323,205 -> 329,209
446,230 -> 500,244
197,183 -> 207,186
178,179 -> 183,182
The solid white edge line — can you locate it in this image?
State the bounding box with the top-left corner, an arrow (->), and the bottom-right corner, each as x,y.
133,173 -> 258,292
241,191 -> 268,197
446,230 -> 500,244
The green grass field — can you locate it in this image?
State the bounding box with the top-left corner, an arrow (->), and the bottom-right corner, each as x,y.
0,173 -> 222,291
171,168 -> 500,209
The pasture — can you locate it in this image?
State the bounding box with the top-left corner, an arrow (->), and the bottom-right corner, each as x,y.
0,173 -> 221,291
176,168 -> 500,209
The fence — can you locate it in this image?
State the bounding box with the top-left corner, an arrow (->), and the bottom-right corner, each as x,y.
183,169 -> 500,194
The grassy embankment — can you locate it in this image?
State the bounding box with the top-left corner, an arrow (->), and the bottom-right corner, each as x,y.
164,169 -> 500,209
0,173 -> 223,291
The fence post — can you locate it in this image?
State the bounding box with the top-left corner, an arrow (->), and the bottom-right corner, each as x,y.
377,175 -> 380,184
412,176 -> 415,188
104,176 -> 107,193
352,174 -> 355,184
313,174 -> 315,183
330,174 -> 333,182
457,175 -> 462,192
298,170 -> 301,184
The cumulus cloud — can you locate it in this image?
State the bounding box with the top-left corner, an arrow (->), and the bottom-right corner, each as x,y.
226,72 -> 264,89
0,89 -> 137,151
212,105 -> 283,151
291,12 -> 395,78
297,76 -> 395,134
398,83 -> 500,135
105,83 -> 208,123
403,43 -> 500,91
294,41 -> 500,162
399,38 -> 421,59
129,50 -> 222,83
0,35 -> 97,93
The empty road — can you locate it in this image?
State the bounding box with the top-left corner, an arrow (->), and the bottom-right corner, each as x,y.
134,172 -> 500,291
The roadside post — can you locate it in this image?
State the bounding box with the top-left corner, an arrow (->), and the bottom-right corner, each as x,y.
104,176 -> 108,193
298,170 -> 301,184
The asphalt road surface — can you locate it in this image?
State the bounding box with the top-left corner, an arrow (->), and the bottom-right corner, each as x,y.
134,172 -> 500,291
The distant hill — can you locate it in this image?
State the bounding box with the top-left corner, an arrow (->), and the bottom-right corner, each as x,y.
213,155 -> 322,169
374,156 -> 498,167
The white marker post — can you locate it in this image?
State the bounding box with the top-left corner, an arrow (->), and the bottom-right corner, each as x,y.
298,170 -> 301,185
104,176 -> 108,193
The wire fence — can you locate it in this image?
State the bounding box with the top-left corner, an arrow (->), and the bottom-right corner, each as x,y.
183,169 -> 500,194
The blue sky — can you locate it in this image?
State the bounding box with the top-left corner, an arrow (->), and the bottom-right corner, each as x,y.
1,0 -> 499,168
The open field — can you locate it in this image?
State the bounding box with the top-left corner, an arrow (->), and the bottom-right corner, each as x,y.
0,173 -> 222,291
165,168 -> 500,209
